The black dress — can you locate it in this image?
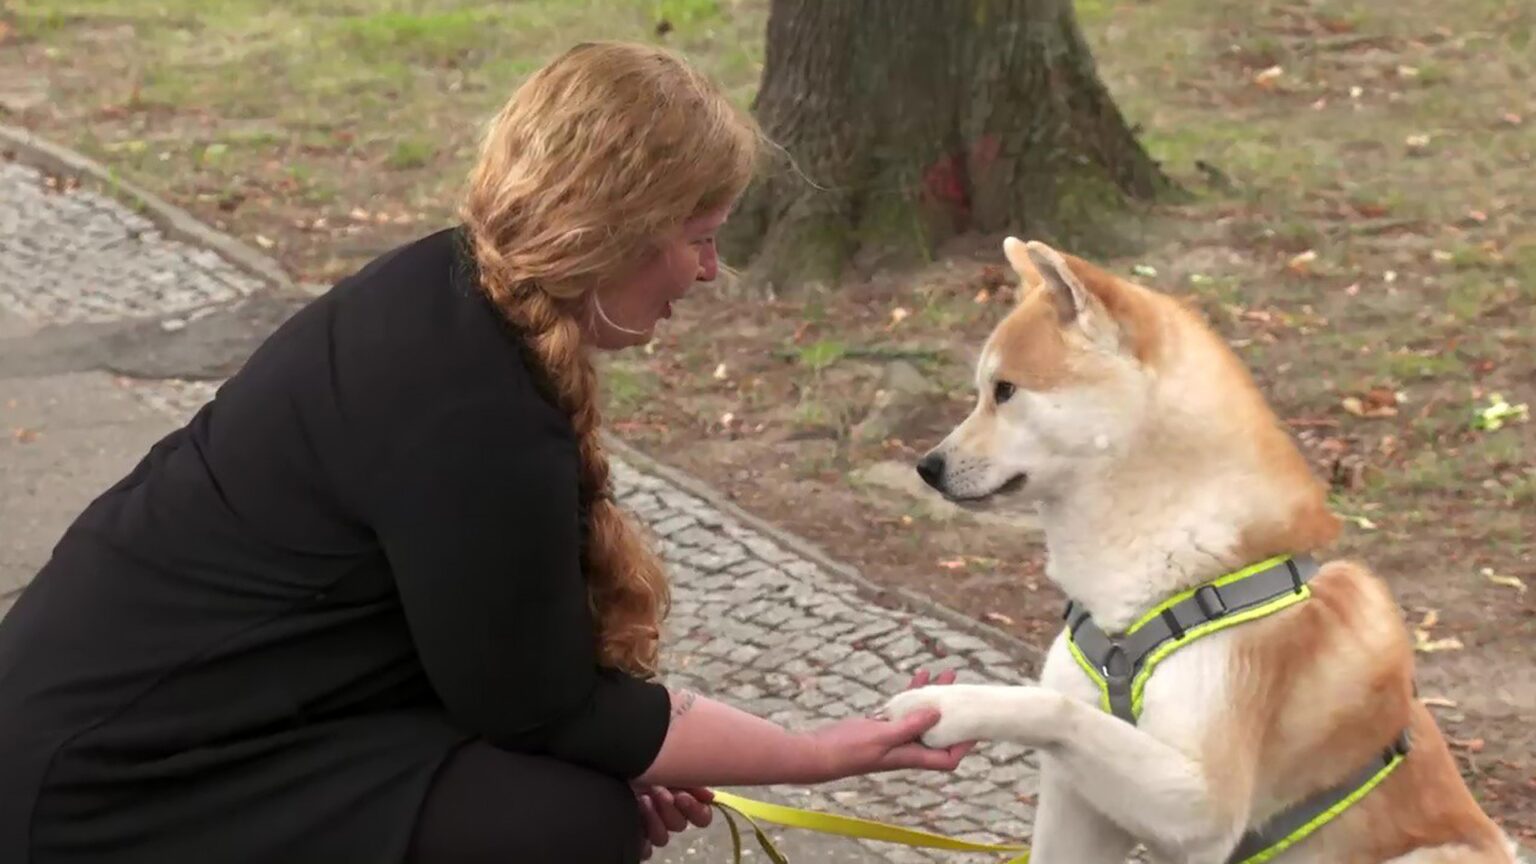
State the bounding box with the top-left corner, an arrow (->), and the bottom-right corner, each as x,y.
0,227 -> 671,863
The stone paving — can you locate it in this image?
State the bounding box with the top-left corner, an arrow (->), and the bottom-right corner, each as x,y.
1,155 -> 1042,861
0,161 -> 261,323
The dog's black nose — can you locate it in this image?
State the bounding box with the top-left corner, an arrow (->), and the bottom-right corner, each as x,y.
915,452 -> 945,489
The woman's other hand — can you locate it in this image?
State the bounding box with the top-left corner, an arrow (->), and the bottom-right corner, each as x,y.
634,783 -> 713,860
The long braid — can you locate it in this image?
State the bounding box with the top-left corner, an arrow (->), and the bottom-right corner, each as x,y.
471,232 -> 669,677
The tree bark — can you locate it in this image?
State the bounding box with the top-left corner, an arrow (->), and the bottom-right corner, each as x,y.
723,0 -> 1170,294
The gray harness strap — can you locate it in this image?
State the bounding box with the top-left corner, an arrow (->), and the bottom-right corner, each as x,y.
1064,556 -> 1319,723
1225,730 -> 1413,864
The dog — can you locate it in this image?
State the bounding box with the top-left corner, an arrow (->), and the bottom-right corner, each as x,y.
882,238 -> 1515,863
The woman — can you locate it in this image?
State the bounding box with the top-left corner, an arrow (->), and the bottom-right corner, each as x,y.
0,41 -> 967,864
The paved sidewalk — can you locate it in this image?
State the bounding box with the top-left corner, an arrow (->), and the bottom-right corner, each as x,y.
1,154 -> 1042,862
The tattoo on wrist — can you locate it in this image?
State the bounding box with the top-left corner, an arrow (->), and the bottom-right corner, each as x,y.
670,688 -> 698,720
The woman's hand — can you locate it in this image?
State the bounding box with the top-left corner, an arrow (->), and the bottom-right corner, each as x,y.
634,783 -> 713,860
804,668 -> 975,781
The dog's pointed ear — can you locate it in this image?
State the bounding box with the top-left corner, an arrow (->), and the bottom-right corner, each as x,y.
1023,241 -> 1093,324
1002,236 -> 1045,292
1024,241 -> 1145,357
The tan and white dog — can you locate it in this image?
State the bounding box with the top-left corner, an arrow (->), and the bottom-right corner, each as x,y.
883,238 -> 1514,864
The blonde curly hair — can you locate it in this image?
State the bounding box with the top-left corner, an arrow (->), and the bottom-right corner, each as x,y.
460,41 -> 760,677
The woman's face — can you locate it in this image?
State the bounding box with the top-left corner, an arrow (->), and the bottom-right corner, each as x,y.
583,205 -> 730,350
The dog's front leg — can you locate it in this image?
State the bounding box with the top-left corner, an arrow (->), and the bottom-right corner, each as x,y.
884,684 -> 1246,863
1031,756 -> 1136,864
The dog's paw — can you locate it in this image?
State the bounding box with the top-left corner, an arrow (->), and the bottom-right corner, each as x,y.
881,685 -> 983,748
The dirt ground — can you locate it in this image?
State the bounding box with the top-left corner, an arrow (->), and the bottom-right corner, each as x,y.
3,0 -> 1531,841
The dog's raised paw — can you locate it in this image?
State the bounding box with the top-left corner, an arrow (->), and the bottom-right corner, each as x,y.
881,686 -> 974,748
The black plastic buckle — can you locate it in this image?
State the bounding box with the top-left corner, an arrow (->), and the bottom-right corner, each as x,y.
1286,559 -> 1305,595
1382,729 -> 1413,766
1160,607 -> 1186,640
1194,584 -> 1228,619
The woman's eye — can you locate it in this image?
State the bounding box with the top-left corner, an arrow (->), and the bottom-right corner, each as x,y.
993,380 -> 1016,404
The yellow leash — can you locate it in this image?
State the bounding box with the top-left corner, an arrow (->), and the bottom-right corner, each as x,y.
708,790 -> 1031,863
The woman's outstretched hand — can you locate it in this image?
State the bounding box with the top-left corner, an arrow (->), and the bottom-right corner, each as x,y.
804,668 -> 975,781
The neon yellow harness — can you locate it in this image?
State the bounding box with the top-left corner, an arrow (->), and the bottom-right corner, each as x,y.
696,555 -> 1410,863
1064,555 -> 1411,864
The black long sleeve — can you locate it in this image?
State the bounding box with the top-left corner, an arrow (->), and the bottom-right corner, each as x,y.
369,390 -> 671,777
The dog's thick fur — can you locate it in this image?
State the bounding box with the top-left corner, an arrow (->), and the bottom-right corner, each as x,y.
883,239 -> 1514,864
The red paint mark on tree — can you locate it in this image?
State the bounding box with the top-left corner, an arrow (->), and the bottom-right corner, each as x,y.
922,153 -> 968,210
921,135 -> 1001,225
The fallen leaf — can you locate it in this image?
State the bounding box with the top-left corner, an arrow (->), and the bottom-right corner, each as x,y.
1340,513 -> 1379,530
1340,397 -> 1386,418
718,411 -> 735,428
888,307 -> 910,327
12,427 -> 38,444
1420,609 -> 1440,630
1481,567 -> 1527,595
1471,393 -> 1529,431
938,559 -> 966,571
1420,696 -> 1459,709
982,611 -> 1015,626
1396,65 -> 1420,78
1253,65 -> 1284,88
1286,249 -> 1318,274
254,234 -> 274,249
348,208 -> 371,222
712,363 -> 729,380
1405,134 -> 1431,154
1341,387 -> 1398,418
1466,209 -> 1488,223
1414,633 -> 1464,653
1501,112 -> 1523,126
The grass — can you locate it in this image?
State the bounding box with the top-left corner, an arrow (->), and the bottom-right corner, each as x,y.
6,0 -> 767,280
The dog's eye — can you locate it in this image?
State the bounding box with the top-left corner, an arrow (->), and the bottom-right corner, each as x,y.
993,380 -> 1016,404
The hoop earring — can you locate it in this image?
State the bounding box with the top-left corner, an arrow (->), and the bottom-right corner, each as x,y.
590,291 -> 651,337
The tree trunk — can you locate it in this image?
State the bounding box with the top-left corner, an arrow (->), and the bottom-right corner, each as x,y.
723,0 -> 1170,294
